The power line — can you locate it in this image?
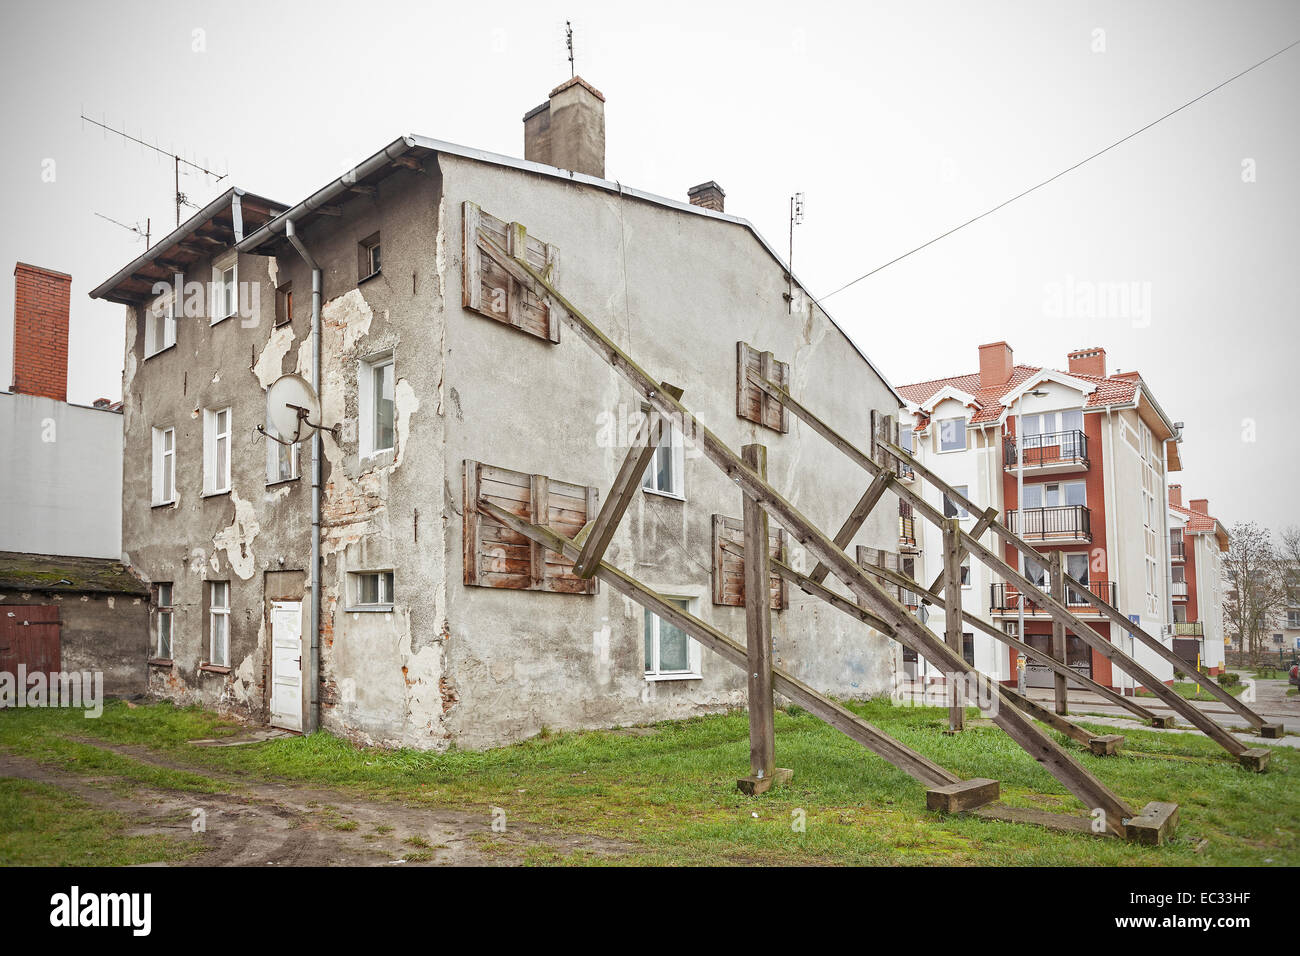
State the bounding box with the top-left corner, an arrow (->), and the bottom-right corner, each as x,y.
819,36 -> 1300,302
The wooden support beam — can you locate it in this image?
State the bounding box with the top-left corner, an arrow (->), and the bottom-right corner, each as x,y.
927,507 -> 998,597
771,559 -> 892,632
999,685 -> 1095,748
573,382 -> 684,578
926,778 -> 1000,813
740,443 -> 785,793
942,518 -> 965,733
877,435 -> 1270,733
1050,551 -> 1069,716
807,469 -> 894,586
477,499 -> 962,790
957,530 -> 1250,757
494,246 -> 1136,834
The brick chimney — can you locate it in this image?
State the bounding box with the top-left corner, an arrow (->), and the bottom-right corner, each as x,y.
1168,484 -> 1183,508
1189,498 -> 1209,516
977,341 -> 1014,389
687,181 -> 725,212
11,262 -> 71,402
1067,346 -> 1107,378
524,76 -> 606,178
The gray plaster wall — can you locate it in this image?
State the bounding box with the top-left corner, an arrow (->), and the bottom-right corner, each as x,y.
0,392 -> 123,559
435,153 -> 900,749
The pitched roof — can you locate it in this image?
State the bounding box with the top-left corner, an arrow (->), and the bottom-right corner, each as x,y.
1170,503 -> 1230,550
898,364 -> 1142,425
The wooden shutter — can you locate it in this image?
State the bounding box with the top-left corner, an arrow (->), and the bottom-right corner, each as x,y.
856,545 -> 902,601
463,460 -> 597,594
736,342 -> 790,432
711,514 -> 787,610
462,201 -> 561,343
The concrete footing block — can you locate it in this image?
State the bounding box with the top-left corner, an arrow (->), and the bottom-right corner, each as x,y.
1148,716 -> 1175,729
1238,748 -> 1271,772
1259,723 -> 1285,739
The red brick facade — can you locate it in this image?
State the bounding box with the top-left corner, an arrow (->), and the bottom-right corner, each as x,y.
11,262 -> 71,401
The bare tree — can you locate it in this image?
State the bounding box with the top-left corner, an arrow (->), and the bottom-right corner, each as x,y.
1222,521 -> 1286,664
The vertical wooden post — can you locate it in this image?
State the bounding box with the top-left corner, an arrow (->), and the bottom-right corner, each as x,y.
737,443 -> 789,795
1050,551 -> 1069,715
942,518 -> 965,733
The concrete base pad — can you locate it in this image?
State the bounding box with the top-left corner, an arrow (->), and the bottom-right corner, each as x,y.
736,767 -> 793,796
926,777 -> 999,813
1238,748 -> 1271,772
1260,723 -> 1285,739
1125,801 -> 1179,845
1088,734 -> 1124,756
1148,716 -> 1176,729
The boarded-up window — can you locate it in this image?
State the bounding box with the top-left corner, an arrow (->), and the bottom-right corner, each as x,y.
736,342 -> 790,433
712,514 -> 787,610
462,201 -> 560,343
857,546 -> 902,602
463,460 -> 597,594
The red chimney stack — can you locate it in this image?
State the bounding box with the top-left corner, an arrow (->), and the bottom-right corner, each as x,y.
1067,346 -> 1107,379
1168,484 -> 1183,508
978,341 -> 1014,388
11,262 -> 71,402
1189,498 -> 1209,516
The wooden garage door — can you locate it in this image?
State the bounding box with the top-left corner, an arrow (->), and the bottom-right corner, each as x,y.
0,605 -> 61,677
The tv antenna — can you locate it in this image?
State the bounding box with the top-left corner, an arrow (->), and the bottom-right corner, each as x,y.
566,20 -> 575,77
94,211 -> 151,249
786,192 -> 805,305
80,113 -> 227,227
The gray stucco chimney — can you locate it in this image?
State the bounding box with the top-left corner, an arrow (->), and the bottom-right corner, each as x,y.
687,182 -> 725,212
523,76 -> 606,178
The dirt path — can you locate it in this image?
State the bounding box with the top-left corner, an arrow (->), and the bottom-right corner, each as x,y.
0,746 -> 633,867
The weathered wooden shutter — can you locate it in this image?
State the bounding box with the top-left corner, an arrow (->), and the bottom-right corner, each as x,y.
463,460 -> 598,594
856,545 -> 902,602
462,201 -> 561,343
711,514 -> 787,610
736,341 -> 790,433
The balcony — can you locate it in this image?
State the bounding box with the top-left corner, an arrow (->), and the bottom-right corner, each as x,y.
1005,504 -> 1092,543
1004,430 -> 1089,474
898,513 -> 917,549
1171,581 -> 1189,601
1170,539 -> 1186,561
990,580 -> 1116,617
1173,621 -> 1204,637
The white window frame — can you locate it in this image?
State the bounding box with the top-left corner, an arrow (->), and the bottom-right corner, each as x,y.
936,417 -> 967,453
358,353 -> 395,458
641,406 -> 686,500
211,256 -> 237,325
208,581 -> 230,667
152,426 -> 176,505
155,583 -> 173,659
145,292 -> 176,357
943,484 -> 970,519
203,407 -> 232,495
362,236 -> 382,280
265,413 -> 300,485
348,571 -> 395,611
644,596 -> 701,681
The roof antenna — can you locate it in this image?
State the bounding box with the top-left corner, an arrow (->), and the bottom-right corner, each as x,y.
786,192 -> 804,309
566,20 -> 575,77
94,211 -> 151,250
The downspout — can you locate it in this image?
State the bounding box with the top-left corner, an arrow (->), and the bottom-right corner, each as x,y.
285,217 -> 322,734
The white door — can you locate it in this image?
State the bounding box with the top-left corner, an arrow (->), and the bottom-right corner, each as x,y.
269,601 -> 303,731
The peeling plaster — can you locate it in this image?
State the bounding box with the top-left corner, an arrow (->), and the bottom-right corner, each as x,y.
212,490 -> 260,580
254,323 -> 297,388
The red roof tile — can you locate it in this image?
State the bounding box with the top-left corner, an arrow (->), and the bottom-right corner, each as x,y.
898,364 -> 1140,425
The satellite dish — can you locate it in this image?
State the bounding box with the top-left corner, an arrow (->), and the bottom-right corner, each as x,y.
265,374 -> 321,443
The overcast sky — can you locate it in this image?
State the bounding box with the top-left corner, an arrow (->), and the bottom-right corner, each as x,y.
2,0 -> 1297,532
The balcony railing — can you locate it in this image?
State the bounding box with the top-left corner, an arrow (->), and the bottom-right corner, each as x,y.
1004,430 -> 1088,470
899,514 -> 916,547
1173,621 -> 1204,637
990,580 -> 1116,615
1171,581 -> 1189,600
1170,539 -> 1186,561
1005,505 -> 1091,541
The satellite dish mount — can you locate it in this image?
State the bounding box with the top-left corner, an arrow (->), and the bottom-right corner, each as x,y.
258,374 -> 339,445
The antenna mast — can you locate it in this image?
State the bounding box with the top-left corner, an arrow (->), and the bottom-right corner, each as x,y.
80,113 -> 227,226
787,192 -> 804,307
566,20 -> 575,77
94,212 -> 151,249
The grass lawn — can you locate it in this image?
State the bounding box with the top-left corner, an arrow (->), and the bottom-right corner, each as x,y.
0,698 -> 1296,866
1138,681 -> 1245,700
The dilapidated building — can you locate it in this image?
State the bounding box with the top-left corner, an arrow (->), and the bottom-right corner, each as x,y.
91,78 -> 909,749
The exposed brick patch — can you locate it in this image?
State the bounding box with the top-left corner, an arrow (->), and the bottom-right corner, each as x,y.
11,262 -> 71,401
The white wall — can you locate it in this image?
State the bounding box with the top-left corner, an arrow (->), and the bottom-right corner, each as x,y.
0,392 -> 122,559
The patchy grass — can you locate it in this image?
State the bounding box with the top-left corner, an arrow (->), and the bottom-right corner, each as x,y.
1138,681 -> 1245,700
0,777 -> 204,866
0,699 -> 1296,866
